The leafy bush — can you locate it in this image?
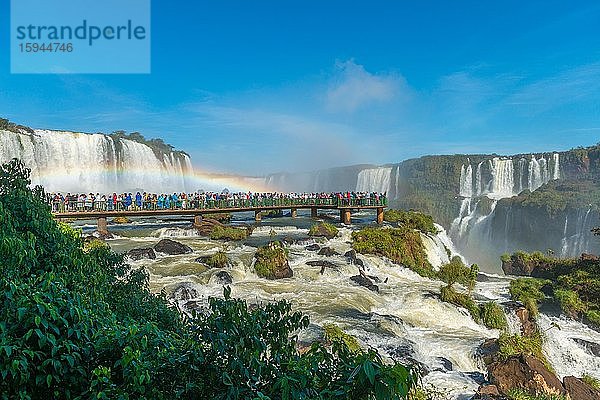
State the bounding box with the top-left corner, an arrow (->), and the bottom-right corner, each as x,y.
506,388 -> 566,400
352,227 -> 435,278
210,225 -> 249,240
383,209 -> 439,234
509,278 -> 549,316
480,302 -> 508,330
554,289 -> 587,318
0,159 -> 420,399
585,309 -> 600,326
440,285 -> 481,322
438,257 -> 478,290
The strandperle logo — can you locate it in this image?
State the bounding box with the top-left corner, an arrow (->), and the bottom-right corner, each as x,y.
10,0 -> 151,74
15,20 -> 147,46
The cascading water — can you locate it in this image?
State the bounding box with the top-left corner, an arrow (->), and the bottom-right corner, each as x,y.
560,207 -> 595,257
0,129 -> 193,193
356,167 -> 392,193
459,163 -> 473,197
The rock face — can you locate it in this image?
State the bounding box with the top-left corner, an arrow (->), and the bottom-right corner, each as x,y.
254,242 -> 293,279
515,307 -> 537,337
172,283 -> 198,302
305,244 -> 321,251
306,260 -> 338,274
318,247 -> 338,257
344,249 -> 357,262
194,218 -> 224,236
127,247 -> 156,261
572,338 -> 600,357
308,222 -> 338,239
154,239 -> 192,255
563,376 -> 600,400
214,271 -> 233,284
350,273 -> 379,292
488,355 -> 564,397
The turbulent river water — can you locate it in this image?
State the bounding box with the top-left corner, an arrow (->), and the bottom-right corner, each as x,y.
74,211 -> 600,399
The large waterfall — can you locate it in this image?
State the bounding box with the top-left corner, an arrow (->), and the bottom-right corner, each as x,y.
0,129 -> 193,193
356,167 -> 392,193
451,154 -> 564,270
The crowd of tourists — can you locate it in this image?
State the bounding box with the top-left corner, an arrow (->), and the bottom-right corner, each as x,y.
47,191 -> 387,212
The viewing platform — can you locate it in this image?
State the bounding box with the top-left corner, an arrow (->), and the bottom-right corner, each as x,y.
51,198 -> 387,236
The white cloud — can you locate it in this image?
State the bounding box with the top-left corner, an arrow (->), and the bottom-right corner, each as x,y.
325,60 -> 405,112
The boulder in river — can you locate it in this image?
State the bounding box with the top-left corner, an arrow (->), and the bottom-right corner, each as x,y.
254,241 -> 293,279
350,273 -> 379,292
127,247 -> 156,261
344,249 -> 357,262
563,376 -> 600,400
572,338 -> 600,357
318,247 -> 338,257
488,355 -> 564,397
154,238 -> 193,255
214,270 -> 233,284
308,222 -> 339,239
306,260 -> 338,274
172,283 -> 198,302
305,243 -> 321,251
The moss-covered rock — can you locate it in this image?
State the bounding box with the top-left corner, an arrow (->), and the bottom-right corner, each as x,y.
440,285 -> 481,322
254,241 -> 293,279
196,251 -> 230,269
308,222 -> 339,239
480,302 -> 508,330
323,324 -> 361,353
352,226 -> 434,278
210,225 -> 249,241
112,216 -> 130,224
383,209 -> 439,234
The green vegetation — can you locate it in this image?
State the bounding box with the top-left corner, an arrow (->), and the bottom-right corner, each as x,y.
203,251 -> 230,269
509,278 -> 550,316
210,225 -> 249,240
440,285 -> 481,322
506,388 -> 566,400
204,212 -> 231,222
308,222 -> 339,239
352,226 -> 434,278
382,209 -> 439,234
497,332 -> 552,372
582,374 -> 600,391
438,256 -> 478,290
323,324 -> 361,353
505,251 -> 600,325
480,302 -> 508,330
254,241 -> 289,279
0,159 -> 419,399
109,130 -> 189,161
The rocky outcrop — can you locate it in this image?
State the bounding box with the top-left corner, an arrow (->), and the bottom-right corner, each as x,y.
194,218 -> 225,236
172,283 -> 198,302
127,247 -> 157,261
563,376 -> 600,400
487,355 -> 564,397
308,222 -> 339,240
350,273 -> 379,292
515,307 -> 537,337
472,384 -> 505,400
572,338 -> 600,357
306,260 -> 338,274
305,244 -> 321,251
318,247 -> 339,257
254,242 -> 293,279
344,249 -> 357,263
214,270 -> 233,284
154,239 -> 192,255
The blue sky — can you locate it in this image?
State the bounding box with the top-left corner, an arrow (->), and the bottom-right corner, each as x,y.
2,1 -> 600,175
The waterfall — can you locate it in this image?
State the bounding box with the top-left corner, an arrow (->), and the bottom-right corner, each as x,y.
474,162 -> 483,196
489,158 -> 514,198
356,167 -> 392,193
0,129 -> 192,193
560,207 -> 595,257
552,153 -> 560,180
459,163 -> 473,197
517,158 -> 527,193
528,155 -> 545,192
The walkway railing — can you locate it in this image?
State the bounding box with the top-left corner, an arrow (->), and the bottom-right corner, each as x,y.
49,197 -> 387,214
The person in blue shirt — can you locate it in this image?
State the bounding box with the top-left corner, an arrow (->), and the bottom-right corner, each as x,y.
124,193 -> 132,210
164,194 -> 171,209
157,194 -> 164,209
135,192 -> 142,210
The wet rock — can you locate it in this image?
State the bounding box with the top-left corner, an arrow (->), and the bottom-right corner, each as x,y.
305,244 -> 321,251
472,384 -> 506,400
437,357 -> 453,371
194,217 -> 225,236
306,260 -> 338,274
488,355 -> 565,397
515,307 -> 537,337
366,274 -> 381,283
465,371 -> 487,385
154,238 -> 192,255
318,247 -> 339,257
308,222 -> 339,239
127,247 -> 156,261
214,270 -> 233,284
350,273 -> 379,292
195,253 -> 231,269
563,376 -> 600,400
344,249 -> 357,262
572,338 -> 600,357
477,338 -> 501,366
172,283 -> 198,302
354,258 -> 365,268
254,242 -> 293,279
